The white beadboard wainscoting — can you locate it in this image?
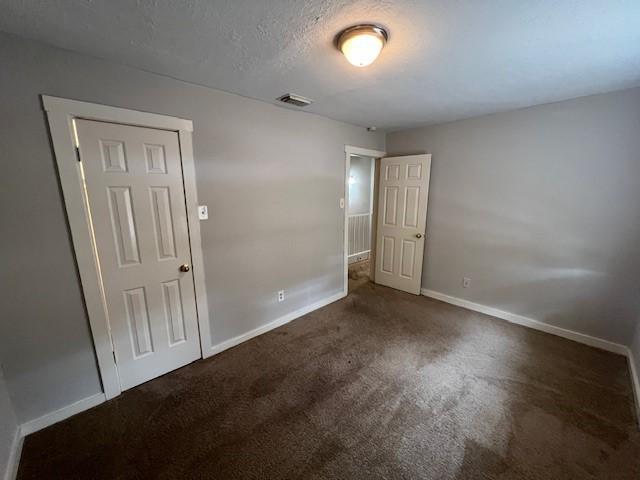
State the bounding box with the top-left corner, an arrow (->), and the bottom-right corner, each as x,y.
348,213 -> 372,263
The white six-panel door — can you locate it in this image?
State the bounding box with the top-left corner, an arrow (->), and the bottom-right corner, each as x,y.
374,154 -> 432,295
76,119 -> 201,390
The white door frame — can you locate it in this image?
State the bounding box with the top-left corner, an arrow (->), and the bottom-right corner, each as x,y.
43,96 -> 212,400
344,145 -> 386,294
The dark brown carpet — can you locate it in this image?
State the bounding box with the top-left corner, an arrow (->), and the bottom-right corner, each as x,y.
18,282 -> 640,479
348,259 -> 371,291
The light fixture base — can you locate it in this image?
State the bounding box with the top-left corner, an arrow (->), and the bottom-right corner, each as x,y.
336,24 -> 389,67
336,24 -> 389,47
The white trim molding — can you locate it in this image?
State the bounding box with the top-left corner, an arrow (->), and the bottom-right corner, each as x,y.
4,429 -> 23,480
345,145 -> 387,158
348,251 -> 370,264
42,95 -> 212,399
210,291 -> 346,356
420,288 -> 640,426
20,393 -> 106,437
178,130 -> 213,358
42,96 -> 193,131
5,394 -> 106,479
628,350 -> 640,428
420,288 -> 629,355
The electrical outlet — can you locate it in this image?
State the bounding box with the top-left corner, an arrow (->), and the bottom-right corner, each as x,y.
278,290 -> 285,302
462,277 -> 471,288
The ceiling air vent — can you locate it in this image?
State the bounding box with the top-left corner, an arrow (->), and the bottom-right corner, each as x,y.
277,93 -> 313,107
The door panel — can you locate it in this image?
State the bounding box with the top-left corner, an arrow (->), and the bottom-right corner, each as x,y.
108,186 -> 141,266
403,186 -> 420,228
76,119 -> 201,390
150,187 -> 177,260
144,144 -> 168,173
162,280 -> 187,345
386,164 -> 400,180
374,154 -> 432,294
381,236 -> 395,273
100,140 -> 127,172
383,186 -> 399,226
124,287 -> 153,357
400,240 -> 416,279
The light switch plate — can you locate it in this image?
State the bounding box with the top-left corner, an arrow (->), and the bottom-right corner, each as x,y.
198,205 -> 208,220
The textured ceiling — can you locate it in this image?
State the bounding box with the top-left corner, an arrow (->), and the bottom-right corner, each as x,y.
1,0 -> 639,130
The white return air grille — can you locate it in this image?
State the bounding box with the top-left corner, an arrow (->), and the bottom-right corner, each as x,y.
277,93 -> 313,107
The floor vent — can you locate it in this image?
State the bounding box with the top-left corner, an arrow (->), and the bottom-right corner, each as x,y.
277,93 -> 313,107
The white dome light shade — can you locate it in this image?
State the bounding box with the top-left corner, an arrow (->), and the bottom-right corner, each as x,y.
337,25 -> 388,67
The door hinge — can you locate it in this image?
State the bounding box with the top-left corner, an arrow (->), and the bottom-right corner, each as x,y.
112,350 -> 118,364
75,146 -> 82,162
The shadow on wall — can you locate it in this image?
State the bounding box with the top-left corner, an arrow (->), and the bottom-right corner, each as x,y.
421,191 -> 640,343
200,175 -> 349,341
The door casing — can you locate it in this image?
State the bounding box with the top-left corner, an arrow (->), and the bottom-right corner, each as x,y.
43,95 -> 212,399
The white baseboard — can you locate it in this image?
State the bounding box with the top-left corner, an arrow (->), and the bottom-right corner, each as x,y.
420,288 -> 628,356
12,290 -> 347,451
3,428 -> 23,480
4,393 -> 105,479
209,291 -> 346,356
628,350 -> 640,429
20,392 -> 106,437
7,290 -> 345,475
348,251 -> 370,264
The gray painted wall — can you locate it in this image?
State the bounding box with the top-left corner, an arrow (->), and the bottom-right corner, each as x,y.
0,32 -> 384,424
348,156 -> 373,215
387,88 -> 640,345
0,366 -> 18,478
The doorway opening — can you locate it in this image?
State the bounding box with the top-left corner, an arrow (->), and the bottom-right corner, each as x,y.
344,147 -> 432,297
347,153 -> 376,290
344,145 -> 385,294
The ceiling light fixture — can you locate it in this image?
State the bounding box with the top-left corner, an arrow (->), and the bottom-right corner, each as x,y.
337,24 -> 388,67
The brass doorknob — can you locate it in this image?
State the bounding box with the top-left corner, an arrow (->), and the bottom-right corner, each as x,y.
179,264 -> 190,272
415,233 -> 423,239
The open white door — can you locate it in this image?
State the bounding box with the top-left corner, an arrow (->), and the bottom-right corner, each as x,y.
374,154 -> 432,294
